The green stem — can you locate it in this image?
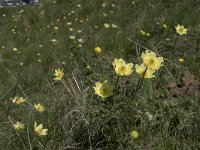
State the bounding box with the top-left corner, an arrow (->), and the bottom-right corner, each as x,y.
114,76 -> 120,94
135,68 -> 147,92
173,34 -> 179,48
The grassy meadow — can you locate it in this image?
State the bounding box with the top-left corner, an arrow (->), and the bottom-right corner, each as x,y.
0,0 -> 200,149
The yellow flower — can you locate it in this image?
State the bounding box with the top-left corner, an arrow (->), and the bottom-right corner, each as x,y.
175,24 -> 187,35
145,32 -> 151,37
112,58 -> 134,76
140,30 -> 146,35
104,23 -> 110,29
13,122 -> 25,130
67,22 -> 72,26
102,3 -> 106,7
13,48 -> 18,51
77,29 -> 82,33
34,103 -> 44,112
130,130 -> 139,139
112,24 -> 118,28
54,68 -> 64,80
51,39 -> 57,43
54,26 -> 58,30
38,44 -> 43,48
95,47 -> 102,53
80,19 -> 84,23
78,38 -> 84,43
34,122 -> 48,136
135,63 -> 155,78
93,80 -> 114,98
69,28 -> 73,31
11,97 -> 26,105
141,50 -> 164,70
178,58 -> 184,63
103,13 -> 108,17
69,35 -> 76,40
162,24 -> 168,29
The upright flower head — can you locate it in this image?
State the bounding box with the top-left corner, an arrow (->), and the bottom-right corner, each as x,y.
141,50 -> 164,70
93,80 -> 114,98
51,39 -> 57,43
175,24 -> 187,35
34,103 -> 44,112
104,23 -> 110,29
34,122 -> 48,136
13,48 -> 18,51
130,130 -> 139,140
54,68 -> 64,80
112,58 -> 134,76
11,97 -> 26,105
13,122 -> 25,130
95,47 -> 102,54
135,63 -> 155,78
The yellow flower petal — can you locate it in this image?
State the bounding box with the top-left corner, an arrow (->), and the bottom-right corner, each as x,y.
130,130 -> 139,139
135,63 -> 155,78
141,50 -> 164,70
175,24 -> 187,35
112,58 -> 133,76
93,80 -> 114,98
54,68 -> 64,80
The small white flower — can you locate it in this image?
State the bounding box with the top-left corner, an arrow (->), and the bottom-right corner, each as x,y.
146,112 -> 153,120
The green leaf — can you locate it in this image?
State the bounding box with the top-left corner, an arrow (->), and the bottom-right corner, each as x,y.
141,79 -> 153,99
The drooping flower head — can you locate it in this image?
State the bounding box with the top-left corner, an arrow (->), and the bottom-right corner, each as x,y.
141,50 -> 164,70
175,24 -> 187,35
112,58 -> 134,76
13,122 -> 25,130
54,68 -> 64,80
93,80 -> 114,98
135,63 -> 155,78
34,122 -> 48,136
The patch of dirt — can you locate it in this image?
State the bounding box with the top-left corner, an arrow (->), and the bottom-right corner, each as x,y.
168,71 -> 200,97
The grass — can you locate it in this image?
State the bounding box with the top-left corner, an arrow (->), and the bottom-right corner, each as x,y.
0,0 -> 200,149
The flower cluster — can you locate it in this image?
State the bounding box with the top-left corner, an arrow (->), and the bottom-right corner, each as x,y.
10,96 -> 47,136
93,50 -> 164,98
11,97 -> 26,105
136,50 -> 164,78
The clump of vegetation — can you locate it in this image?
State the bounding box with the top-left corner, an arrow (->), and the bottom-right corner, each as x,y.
0,0 -> 200,149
